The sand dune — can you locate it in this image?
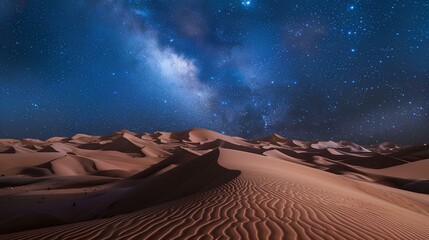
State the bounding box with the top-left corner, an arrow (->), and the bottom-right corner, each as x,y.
1,128 -> 428,239
353,158 -> 429,180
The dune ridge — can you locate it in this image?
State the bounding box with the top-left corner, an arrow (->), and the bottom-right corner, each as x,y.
1,128 -> 428,239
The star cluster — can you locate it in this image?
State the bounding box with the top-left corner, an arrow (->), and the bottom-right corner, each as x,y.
1,0 -> 428,144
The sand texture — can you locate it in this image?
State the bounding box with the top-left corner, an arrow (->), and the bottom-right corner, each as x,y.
1,128 -> 428,239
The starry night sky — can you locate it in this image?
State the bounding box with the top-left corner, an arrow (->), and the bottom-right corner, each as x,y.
1,0 -> 428,144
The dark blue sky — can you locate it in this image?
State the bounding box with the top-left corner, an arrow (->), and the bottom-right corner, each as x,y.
1,0 -> 428,144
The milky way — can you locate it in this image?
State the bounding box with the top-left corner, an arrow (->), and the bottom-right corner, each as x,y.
0,0 -> 428,144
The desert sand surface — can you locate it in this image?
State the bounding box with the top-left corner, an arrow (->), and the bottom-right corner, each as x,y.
1,128 -> 429,239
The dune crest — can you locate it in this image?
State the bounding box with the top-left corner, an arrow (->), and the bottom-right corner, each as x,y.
1,128 -> 428,239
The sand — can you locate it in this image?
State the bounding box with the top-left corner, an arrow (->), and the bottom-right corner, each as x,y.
0,128 -> 428,239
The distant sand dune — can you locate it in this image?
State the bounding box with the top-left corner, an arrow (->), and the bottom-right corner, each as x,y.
1,128 -> 428,239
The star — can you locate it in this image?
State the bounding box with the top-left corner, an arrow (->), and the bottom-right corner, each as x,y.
241,0 -> 251,7
1,0 -> 427,144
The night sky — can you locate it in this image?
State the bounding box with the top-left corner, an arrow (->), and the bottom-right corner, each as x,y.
1,0 -> 428,144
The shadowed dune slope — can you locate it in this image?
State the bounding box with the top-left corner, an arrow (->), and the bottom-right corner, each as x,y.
0,129 -> 428,239
101,149 -> 240,217
1,148 -> 429,239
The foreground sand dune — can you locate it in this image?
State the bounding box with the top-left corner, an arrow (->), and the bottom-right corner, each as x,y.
1,128 -> 429,239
